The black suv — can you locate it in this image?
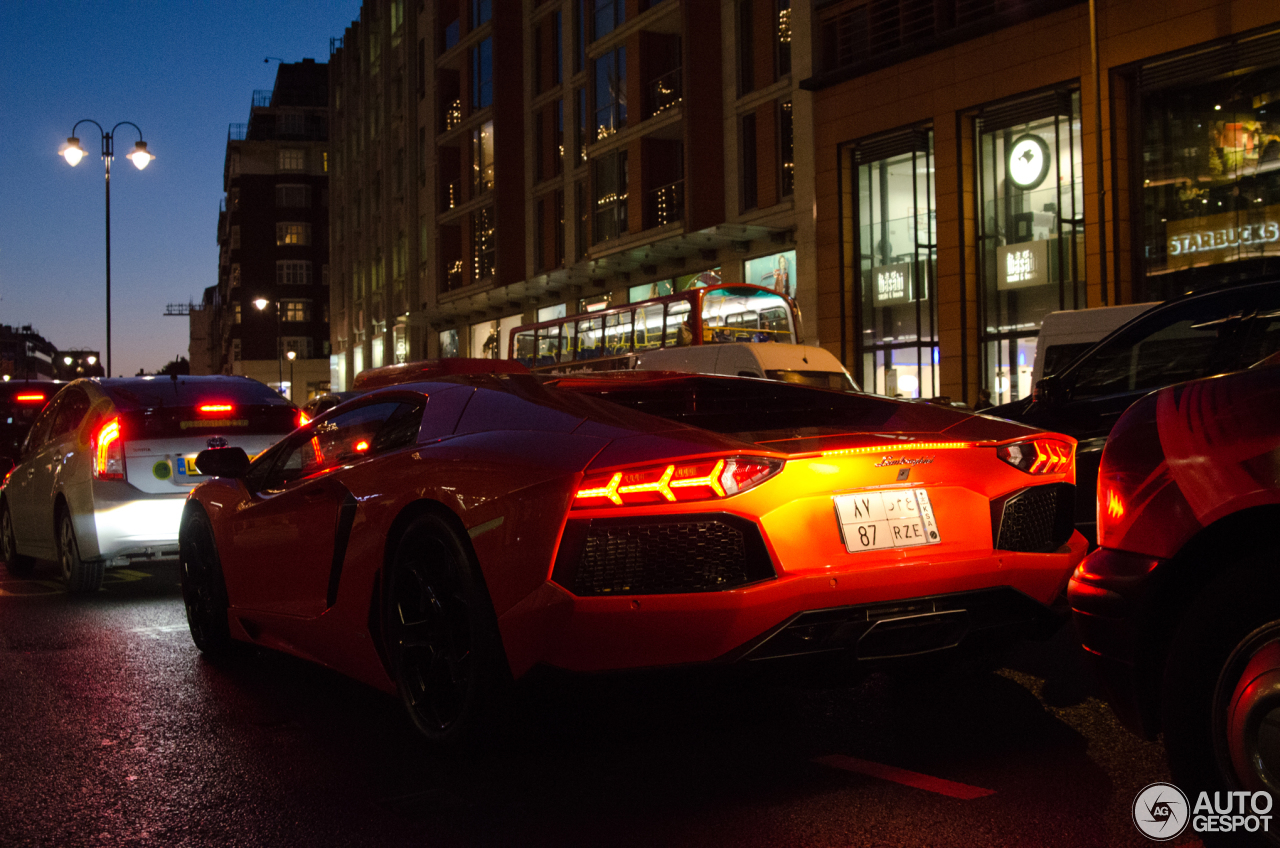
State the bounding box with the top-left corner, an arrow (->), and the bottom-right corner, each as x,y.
987,279 -> 1280,545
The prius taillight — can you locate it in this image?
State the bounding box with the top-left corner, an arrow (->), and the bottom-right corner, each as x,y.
92,417 -> 126,481
573,456 -> 783,508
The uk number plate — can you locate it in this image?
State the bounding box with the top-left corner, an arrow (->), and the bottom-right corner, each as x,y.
834,488 -> 941,553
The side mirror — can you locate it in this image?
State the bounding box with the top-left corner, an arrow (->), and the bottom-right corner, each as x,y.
194,447 -> 251,479
1032,374 -> 1065,405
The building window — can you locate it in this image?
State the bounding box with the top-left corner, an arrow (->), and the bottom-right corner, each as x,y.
278,149 -> 306,172
551,11 -> 563,85
472,205 -> 496,280
592,0 -> 623,40
593,149 -> 627,243
279,337 -> 314,359
738,0 -> 754,95
277,260 -> 314,285
471,37 -> 493,110
849,128 -> 939,400
779,100 -> 794,197
472,0 -> 491,28
233,301 -> 242,324
275,184 -> 311,208
282,300 -> 312,323
776,0 -> 792,77
1139,40 -> 1280,297
472,120 -> 494,195
393,230 -> 407,279
230,263 -> 241,287
976,89 -> 1084,404
276,223 -> 312,246
231,338 -> 241,362
439,328 -> 460,358
593,47 -> 626,140
576,87 -> 589,162
278,112 -> 305,136
741,113 -> 758,210
230,226 -> 241,249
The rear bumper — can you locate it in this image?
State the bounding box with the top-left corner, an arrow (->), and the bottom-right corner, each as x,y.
84,484 -> 187,564
498,530 -> 1087,677
1067,546 -> 1164,738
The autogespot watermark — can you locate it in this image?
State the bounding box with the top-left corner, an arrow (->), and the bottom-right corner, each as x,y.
1133,782 -> 1275,841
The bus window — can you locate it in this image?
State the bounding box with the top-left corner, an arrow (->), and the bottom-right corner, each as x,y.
577,316 -> 603,360
604,310 -> 634,356
515,330 -> 537,367
635,304 -> 663,350
702,288 -> 796,344
535,327 -> 561,367
665,301 -> 692,347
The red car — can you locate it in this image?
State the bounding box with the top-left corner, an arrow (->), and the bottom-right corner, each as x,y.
1069,359 -> 1280,806
181,370 -> 1087,743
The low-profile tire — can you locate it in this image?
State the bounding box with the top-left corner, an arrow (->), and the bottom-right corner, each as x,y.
179,508 -> 236,658
57,508 -> 102,594
383,512 -> 511,747
1162,559 -> 1280,847
1,499 -> 35,577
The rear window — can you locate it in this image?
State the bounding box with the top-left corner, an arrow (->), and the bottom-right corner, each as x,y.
102,377 -> 291,411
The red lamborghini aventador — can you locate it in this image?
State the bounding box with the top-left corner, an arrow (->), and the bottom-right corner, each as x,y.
180,370 -> 1087,743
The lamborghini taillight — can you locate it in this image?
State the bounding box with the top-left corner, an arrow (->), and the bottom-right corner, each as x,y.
996,439 -> 1073,475
573,456 -> 783,508
92,417 -> 126,481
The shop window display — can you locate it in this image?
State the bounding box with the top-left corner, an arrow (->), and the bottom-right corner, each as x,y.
1141,51 -> 1280,296
976,89 -> 1085,404
851,129 -> 938,400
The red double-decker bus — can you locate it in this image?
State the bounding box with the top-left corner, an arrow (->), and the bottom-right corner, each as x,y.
509,283 -> 801,373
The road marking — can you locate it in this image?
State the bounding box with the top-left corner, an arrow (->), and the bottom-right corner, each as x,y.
813,754 -> 995,800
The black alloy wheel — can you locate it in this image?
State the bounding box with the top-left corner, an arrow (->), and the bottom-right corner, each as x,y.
58,508 -> 103,594
1162,559 -> 1280,847
0,499 -> 35,577
179,509 -> 235,658
384,513 -> 509,746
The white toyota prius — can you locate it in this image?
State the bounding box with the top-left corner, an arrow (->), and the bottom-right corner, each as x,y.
0,375 -> 302,592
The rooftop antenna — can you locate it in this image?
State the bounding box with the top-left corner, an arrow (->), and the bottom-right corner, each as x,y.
265,57 -> 284,64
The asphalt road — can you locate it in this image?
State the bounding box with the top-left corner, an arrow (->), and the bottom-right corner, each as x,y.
0,562 -> 1204,848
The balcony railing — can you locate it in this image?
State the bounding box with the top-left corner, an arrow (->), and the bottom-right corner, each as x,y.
645,67 -> 682,119
645,180 -> 684,229
228,123 -> 247,141
253,90 -> 272,108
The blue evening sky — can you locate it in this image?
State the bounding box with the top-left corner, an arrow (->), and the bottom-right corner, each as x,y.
0,1 -> 359,377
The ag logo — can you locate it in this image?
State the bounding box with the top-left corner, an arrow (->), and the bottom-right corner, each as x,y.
1133,782 -> 1189,840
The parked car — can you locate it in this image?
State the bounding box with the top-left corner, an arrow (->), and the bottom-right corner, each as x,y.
0,379 -> 59,467
180,369 -> 1087,745
0,375 -> 302,591
1068,359 -> 1280,814
633,342 -> 860,392
1030,301 -> 1159,385
988,278 -> 1280,545
300,391 -> 362,421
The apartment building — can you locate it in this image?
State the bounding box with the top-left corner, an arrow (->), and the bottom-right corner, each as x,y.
328,0 -> 810,389
214,59 -> 332,403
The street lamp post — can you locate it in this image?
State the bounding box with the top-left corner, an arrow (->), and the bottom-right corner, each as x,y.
60,120 -> 154,379
286,350 -> 296,403
253,297 -> 284,395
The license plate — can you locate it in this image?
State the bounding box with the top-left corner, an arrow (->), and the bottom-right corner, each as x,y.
834,488 -> 941,553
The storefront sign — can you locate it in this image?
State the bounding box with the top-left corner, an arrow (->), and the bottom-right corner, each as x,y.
1008,134 -> 1051,190
1164,206 -> 1280,271
872,262 -> 914,306
997,240 -> 1049,290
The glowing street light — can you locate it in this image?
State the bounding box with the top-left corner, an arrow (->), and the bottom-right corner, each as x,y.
60,120 -> 155,377
254,298 -> 284,394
